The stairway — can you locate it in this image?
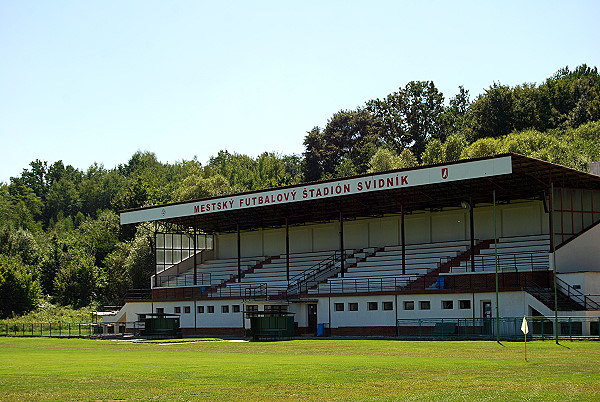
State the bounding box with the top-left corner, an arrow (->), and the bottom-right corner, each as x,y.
208,256 -> 275,296
526,287 -> 587,311
408,239 -> 494,290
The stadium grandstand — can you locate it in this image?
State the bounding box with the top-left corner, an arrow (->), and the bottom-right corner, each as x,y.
112,154 -> 600,338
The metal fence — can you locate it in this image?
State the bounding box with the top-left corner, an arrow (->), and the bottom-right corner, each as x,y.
397,316 -> 600,340
0,322 -> 143,338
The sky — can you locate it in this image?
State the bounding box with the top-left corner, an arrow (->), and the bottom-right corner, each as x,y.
1,1 -> 599,183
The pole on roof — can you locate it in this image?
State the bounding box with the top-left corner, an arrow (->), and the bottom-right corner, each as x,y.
285,217 -> 290,284
339,211 -> 345,278
494,190 -> 500,343
237,223 -> 242,281
401,205 -> 406,275
550,181 -> 559,344
470,198 -> 475,273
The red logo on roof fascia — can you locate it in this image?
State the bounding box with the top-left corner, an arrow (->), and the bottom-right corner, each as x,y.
441,168 -> 449,179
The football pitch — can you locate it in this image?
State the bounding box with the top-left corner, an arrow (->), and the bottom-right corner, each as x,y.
0,337 -> 599,401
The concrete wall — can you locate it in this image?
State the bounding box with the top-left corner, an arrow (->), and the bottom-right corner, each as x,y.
316,292 -> 532,330
555,223 -> 600,273
154,300 -> 246,329
213,200 -> 549,259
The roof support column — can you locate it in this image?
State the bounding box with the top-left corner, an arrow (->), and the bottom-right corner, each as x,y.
401,205 -> 406,275
470,198 -> 475,273
193,225 -> 198,286
285,217 -> 290,283
237,223 -> 241,281
152,230 -> 157,289
339,211 -> 345,278
549,180 -> 559,344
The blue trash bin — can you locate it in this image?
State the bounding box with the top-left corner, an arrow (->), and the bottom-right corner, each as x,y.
317,323 -> 325,336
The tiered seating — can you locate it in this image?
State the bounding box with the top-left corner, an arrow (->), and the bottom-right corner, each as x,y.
155,256 -> 266,287
234,250 -> 355,295
454,234 -> 549,273
310,240 -> 471,294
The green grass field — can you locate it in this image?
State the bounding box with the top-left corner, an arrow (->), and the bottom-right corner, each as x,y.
0,337 -> 599,401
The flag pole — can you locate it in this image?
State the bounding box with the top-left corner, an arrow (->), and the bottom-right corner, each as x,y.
521,315 -> 529,361
524,328 -> 527,361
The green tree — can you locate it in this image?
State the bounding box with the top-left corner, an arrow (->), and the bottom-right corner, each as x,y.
172,174 -> 232,202
398,148 -> 419,168
53,248 -> 99,308
206,150 -> 257,191
303,109 -> 380,180
443,132 -> 468,162
0,255 -> 41,318
467,83 -> 515,141
367,81 -> 445,157
442,86 -> 471,136
367,148 -> 403,173
421,138 -> 445,165
460,137 -> 502,159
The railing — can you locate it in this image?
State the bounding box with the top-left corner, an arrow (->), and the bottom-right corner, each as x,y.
125,288 -> 152,300
154,273 -> 213,288
312,276 -> 431,294
287,252 -> 344,296
556,277 -> 600,310
209,283 -> 286,299
448,251 -> 549,273
0,321 -> 144,337
396,316 -> 600,339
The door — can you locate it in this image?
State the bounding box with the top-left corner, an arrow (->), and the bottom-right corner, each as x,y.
307,304 -> 317,334
482,301 -> 492,336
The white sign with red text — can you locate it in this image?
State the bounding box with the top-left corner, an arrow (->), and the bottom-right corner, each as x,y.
120,156 -> 512,225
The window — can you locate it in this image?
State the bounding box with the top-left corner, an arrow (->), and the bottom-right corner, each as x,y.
174,306 -> 181,314
197,306 -> 204,314
404,301 -> 415,310
156,308 -> 164,314
383,302 -> 393,311
264,305 -> 287,312
222,305 -> 229,313
348,302 -> 359,311
419,301 -> 430,310
442,300 -> 454,310
334,303 -> 344,312
459,300 -> 471,310
368,302 -> 378,311
232,305 -> 240,313
207,306 -> 214,313
184,306 -> 191,314
246,305 -> 258,312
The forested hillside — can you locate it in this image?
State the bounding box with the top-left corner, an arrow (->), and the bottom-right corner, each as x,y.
1,64 -> 600,318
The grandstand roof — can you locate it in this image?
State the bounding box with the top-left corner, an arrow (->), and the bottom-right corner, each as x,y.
120,154 -> 600,233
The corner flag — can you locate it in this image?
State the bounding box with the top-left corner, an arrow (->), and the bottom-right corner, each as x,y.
521,316 -> 529,334
521,316 -> 529,361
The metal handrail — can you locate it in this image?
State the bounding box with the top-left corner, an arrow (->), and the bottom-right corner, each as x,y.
313,275 -> 426,294
448,251 -> 549,273
288,252 -> 341,283
210,282 -> 278,299
556,277 -> 600,310
287,252 -> 345,295
155,273 -> 212,288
